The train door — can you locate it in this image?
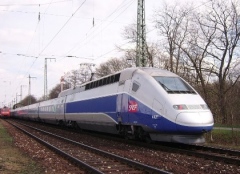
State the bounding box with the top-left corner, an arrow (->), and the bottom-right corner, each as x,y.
152,99 -> 163,116
117,80 -> 131,124
54,96 -> 66,125
63,96 -> 67,122
152,98 -> 164,131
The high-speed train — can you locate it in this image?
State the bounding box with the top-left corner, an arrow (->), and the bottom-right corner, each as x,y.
11,67 -> 214,144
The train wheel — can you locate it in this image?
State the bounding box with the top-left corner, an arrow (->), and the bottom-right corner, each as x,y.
136,127 -> 152,143
144,135 -> 152,143
120,125 -> 134,140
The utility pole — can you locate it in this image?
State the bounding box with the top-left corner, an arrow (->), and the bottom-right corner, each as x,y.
28,74 -> 36,105
136,0 -> 147,67
20,85 -> 26,102
44,58 -> 56,100
15,93 -> 21,105
60,76 -> 64,92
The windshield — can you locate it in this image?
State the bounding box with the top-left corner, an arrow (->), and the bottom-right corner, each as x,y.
153,76 -> 196,94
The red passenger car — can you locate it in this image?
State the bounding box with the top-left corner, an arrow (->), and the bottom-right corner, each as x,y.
0,106 -> 10,118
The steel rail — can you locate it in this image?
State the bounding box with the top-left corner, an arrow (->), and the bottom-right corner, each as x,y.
7,120 -> 171,174
179,143 -> 240,157
155,143 -> 240,165
7,120 -> 103,174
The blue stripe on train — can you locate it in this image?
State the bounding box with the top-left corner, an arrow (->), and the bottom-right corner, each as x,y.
65,94 -> 212,134
66,95 -> 117,113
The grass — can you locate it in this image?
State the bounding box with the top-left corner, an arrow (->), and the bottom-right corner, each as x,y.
0,120 -> 43,174
0,124 -> 13,144
214,124 -> 240,128
205,129 -> 240,149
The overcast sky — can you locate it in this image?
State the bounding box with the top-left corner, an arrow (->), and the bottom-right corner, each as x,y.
0,0 -> 200,107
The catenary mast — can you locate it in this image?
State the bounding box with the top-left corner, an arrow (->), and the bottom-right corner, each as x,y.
136,0 -> 147,67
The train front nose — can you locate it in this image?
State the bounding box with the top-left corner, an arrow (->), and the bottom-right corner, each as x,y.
175,111 -> 214,133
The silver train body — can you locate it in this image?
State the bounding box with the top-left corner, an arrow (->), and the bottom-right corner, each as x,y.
11,68 -> 214,144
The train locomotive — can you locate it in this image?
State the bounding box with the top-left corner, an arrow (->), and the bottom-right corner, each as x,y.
11,67 -> 214,144
0,106 -> 10,118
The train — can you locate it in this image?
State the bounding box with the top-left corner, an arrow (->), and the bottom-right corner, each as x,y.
0,106 -> 11,118
11,67 -> 214,144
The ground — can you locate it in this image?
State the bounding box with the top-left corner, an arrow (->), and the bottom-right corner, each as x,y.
0,120 -> 43,174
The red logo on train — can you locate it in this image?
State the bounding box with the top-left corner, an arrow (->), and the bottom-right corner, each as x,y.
128,100 -> 138,112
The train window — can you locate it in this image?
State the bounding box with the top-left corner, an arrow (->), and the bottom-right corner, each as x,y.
105,77 -> 108,84
95,81 -> 98,87
103,78 -> 107,85
84,73 -> 120,90
107,76 -> 111,84
114,73 -> 120,82
86,84 -> 90,90
111,76 -> 114,83
99,79 -> 103,86
153,76 -> 196,94
132,82 -> 140,92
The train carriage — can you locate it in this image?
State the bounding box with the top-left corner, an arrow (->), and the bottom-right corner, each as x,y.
11,67 -> 214,144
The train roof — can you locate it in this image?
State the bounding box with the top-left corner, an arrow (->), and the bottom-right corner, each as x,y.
139,67 -> 178,77
58,67 -> 178,98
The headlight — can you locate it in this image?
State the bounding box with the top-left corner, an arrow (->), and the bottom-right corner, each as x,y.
173,105 -> 188,110
173,104 -> 209,110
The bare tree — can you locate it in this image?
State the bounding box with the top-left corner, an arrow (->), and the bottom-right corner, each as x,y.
121,24 -> 160,67
154,0 -> 240,124
154,3 -> 190,73
95,57 -> 129,77
194,0 -> 240,123
63,70 -> 81,88
79,63 -> 95,83
48,83 -> 69,99
19,95 -> 37,106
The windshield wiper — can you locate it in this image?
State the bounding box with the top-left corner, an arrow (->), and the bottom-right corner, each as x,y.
158,82 -> 172,91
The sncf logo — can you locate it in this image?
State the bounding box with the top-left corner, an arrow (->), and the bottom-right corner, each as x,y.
128,101 -> 138,112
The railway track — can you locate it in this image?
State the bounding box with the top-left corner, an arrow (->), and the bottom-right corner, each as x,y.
127,140 -> 240,166
81,127 -> 240,165
167,143 -> 240,165
6,120 -> 170,174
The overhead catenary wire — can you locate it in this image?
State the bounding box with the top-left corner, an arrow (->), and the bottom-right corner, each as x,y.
38,0 -> 87,57
12,1 -> 56,96
23,0 -> 87,76
0,0 -> 72,7
64,0 -> 135,57
1,0 -> 215,105
3,0 -> 141,102
4,0 -> 87,103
